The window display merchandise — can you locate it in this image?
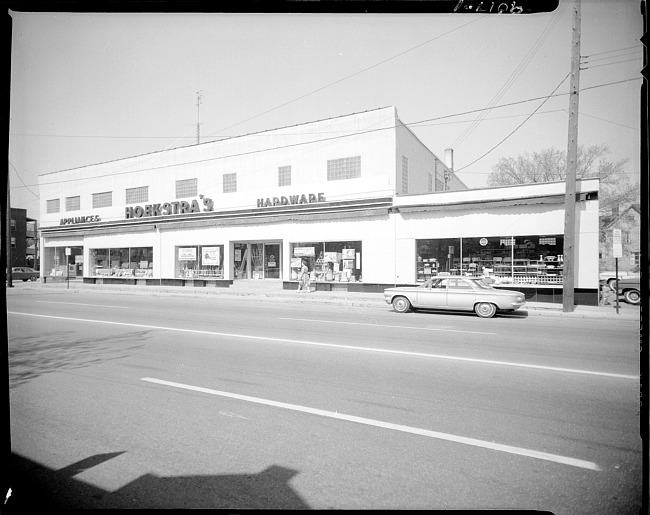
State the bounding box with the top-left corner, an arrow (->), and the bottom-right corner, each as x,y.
89,247 -> 154,278
175,245 -> 224,279
416,235 -> 564,285
291,241 -> 361,282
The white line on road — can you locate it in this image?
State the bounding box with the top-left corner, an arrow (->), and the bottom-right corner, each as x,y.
141,377 -> 601,471
8,312 -> 638,380
279,317 -> 496,335
37,301 -> 129,309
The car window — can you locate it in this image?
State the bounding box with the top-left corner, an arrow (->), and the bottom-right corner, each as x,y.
435,279 -> 448,289
455,279 -> 472,289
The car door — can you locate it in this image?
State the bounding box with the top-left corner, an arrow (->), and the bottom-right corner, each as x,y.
446,278 -> 476,310
416,278 -> 448,308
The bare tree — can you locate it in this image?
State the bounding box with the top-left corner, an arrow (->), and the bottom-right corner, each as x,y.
487,144 -> 638,212
488,145 -> 640,264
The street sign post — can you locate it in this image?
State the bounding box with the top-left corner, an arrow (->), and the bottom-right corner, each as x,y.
612,229 -> 622,314
65,247 -> 71,290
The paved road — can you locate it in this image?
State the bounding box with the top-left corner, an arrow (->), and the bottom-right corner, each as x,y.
6,288 -> 642,511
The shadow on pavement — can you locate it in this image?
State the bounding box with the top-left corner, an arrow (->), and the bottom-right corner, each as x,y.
6,452 -> 310,510
405,308 -> 528,319
8,330 -> 148,389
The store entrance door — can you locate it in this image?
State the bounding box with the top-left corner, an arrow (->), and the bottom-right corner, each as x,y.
233,241 -> 282,280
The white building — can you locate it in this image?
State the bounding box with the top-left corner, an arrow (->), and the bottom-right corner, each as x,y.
38,106 -> 600,305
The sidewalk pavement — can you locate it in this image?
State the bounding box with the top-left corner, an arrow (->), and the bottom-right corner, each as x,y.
11,279 -> 640,321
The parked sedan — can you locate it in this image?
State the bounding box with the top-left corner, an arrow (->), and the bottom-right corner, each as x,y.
7,267 -> 40,282
615,277 -> 641,305
384,277 -> 526,318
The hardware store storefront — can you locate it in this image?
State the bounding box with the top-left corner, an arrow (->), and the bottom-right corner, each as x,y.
40,179 -> 600,305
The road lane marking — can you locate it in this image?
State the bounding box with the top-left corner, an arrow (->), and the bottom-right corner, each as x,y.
37,301 -> 129,309
141,377 -> 601,471
279,317 -> 496,335
8,312 -> 637,380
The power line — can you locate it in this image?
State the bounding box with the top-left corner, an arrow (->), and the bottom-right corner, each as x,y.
581,51 -> 640,64
8,161 -> 39,198
202,17 -> 485,140
454,72 -> 571,173
14,76 -> 641,190
450,0 -> 567,149
582,45 -> 641,58
580,58 -> 640,70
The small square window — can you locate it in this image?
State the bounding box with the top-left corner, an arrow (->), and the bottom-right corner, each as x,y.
126,186 -> 148,204
47,199 -> 60,214
66,196 -> 80,211
92,191 -> 112,208
223,173 -> 237,193
278,166 -> 291,187
176,178 -> 198,198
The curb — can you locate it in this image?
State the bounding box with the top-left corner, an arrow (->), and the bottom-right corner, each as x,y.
9,282 -> 640,320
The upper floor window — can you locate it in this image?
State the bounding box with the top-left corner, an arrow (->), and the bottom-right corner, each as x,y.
327,156 -> 361,181
176,178 -> 197,198
66,196 -> 81,212
223,173 -> 237,193
93,191 -> 112,208
11,219 -> 16,231
401,156 -> 409,194
278,166 -> 291,187
126,186 -> 148,204
46,199 -> 60,214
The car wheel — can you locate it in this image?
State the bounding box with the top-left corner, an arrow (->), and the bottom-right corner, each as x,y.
22,278 -> 28,282
30,276 -> 38,281
475,302 -> 497,318
392,296 -> 411,313
623,289 -> 641,305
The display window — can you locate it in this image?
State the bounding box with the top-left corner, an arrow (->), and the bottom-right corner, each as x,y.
175,245 -> 224,279
43,246 -> 83,277
89,247 -> 153,277
291,240 -> 361,282
416,235 -> 564,285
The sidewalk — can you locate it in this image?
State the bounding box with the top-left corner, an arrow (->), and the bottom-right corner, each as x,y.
11,279 -> 641,320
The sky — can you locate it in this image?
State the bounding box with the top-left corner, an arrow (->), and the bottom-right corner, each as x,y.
8,1 -> 643,220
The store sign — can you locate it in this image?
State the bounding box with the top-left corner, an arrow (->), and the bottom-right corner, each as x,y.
612,228 -> 623,258
294,247 -> 315,257
178,247 -> 197,261
125,194 -> 214,219
60,215 -> 101,225
257,192 -> 326,208
479,238 -> 488,246
202,247 -> 221,266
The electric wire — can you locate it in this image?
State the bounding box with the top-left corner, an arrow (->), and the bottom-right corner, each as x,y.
12,76 -> 641,190
580,58 -> 641,70
202,17 -> 485,140
449,0 -> 567,149
454,72 -> 571,173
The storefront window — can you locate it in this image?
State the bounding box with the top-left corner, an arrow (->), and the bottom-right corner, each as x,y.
43,246 -> 77,277
89,247 -> 153,277
291,241 -> 362,282
416,235 -> 564,285
175,245 -> 224,279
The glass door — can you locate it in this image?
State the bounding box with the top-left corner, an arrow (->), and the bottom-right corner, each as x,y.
264,243 -> 280,279
234,243 -> 248,279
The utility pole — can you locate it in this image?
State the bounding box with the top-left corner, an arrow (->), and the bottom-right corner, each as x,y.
562,0 -> 581,312
6,168 -> 13,287
196,90 -> 203,145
